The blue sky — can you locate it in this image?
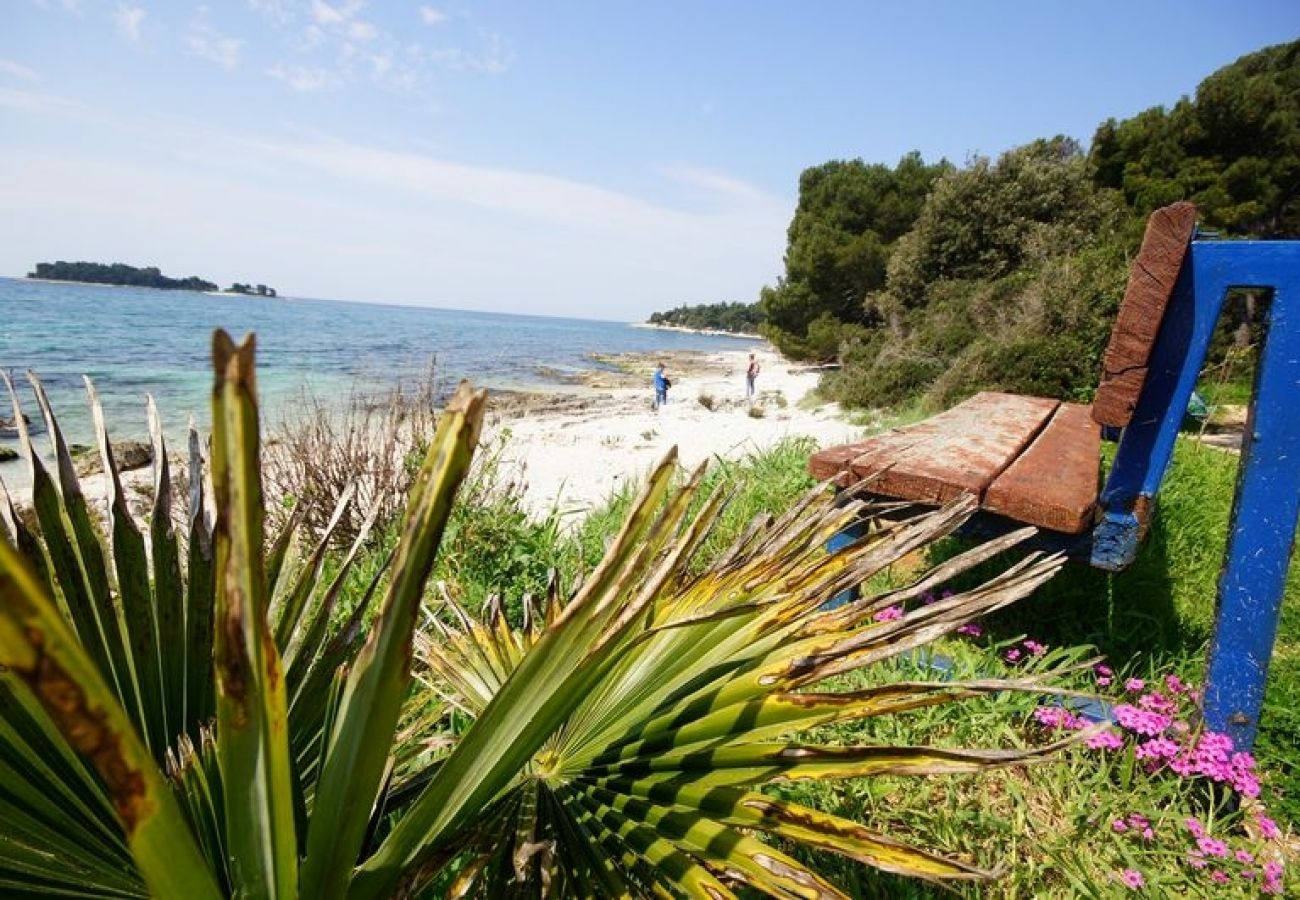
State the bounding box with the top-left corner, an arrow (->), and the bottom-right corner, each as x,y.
1,2 -> 1295,319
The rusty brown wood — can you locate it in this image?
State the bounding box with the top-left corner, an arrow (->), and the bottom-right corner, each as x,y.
1092,201 -> 1198,427
843,392 -> 1060,505
984,402 -> 1102,534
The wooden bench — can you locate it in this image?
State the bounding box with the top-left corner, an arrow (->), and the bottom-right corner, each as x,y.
810,201 -> 1198,538
811,202 -> 1300,751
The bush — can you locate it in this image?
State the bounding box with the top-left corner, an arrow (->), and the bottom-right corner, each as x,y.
265,366 -> 438,544
697,391 -> 717,411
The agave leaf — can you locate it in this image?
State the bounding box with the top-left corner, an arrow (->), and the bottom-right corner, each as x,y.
604,778 -> 992,881
3,372 -> 120,702
299,381 -> 487,900
575,781 -> 848,900
146,396 -> 189,751
185,419 -> 217,730
0,537 -> 222,899
210,331 -> 298,899
350,452 -> 681,899
272,483 -> 354,650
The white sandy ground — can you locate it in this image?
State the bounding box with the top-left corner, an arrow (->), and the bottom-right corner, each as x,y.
1,345 -> 860,525
487,345 -> 860,520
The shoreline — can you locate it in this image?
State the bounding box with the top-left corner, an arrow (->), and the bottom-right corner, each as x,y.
2,346 -> 855,523
629,322 -> 765,340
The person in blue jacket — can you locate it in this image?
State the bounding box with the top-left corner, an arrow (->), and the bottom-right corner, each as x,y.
653,362 -> 669,409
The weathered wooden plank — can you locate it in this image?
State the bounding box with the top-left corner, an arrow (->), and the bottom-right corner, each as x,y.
984,402 -> 1101,534
1092,201 -> 1198,427
847,392 -> 1059,505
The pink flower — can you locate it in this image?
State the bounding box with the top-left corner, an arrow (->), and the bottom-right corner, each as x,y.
1236,850 -> 1254,865
920,592 -> 937,605
1197,836 -> 1228,858
1263,861 -> 1284,895
1211,870 -> 1229,884
1138,692 -> 1176,714
1113,704 -> 1172,737
1034,706 -> 1086,731
1117,868 -> 1144,889
1097,675 -> 1113,687
956,623 -> 983,637
1086,729 -> 1124,751
1023,639 -> 1047,656
1135,737 -> 1180,760
1004,648 -> 1022,662
1165,674 -> 1186,694
1256,814 -> 1281,840
1184,817 -> 1206,839
1125,677 -> 1146,692
1096,663 -> 1113,677
1186,851 -> 1207,870
873,605 -> 903,622
1241,869 -> 1256,881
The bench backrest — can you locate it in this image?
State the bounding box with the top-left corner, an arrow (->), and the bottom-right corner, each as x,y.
1091,202 -> 1199,427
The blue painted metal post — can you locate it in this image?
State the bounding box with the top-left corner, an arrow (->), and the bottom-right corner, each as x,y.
1093,238 -> 1300,749
1197,242 -> 1300,749
824,494 -> 867,609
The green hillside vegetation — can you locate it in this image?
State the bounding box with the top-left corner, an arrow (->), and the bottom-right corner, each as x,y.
647,300 -> 761,332
759,39 -> 1299,411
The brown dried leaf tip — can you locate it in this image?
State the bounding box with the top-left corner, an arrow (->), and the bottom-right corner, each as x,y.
17,628 -> 151,832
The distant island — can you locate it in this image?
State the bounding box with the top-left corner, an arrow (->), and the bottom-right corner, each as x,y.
27,261 -> 275,296
647,301 -> 762,334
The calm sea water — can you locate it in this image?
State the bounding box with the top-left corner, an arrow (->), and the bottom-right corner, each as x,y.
0,277 -> 756,477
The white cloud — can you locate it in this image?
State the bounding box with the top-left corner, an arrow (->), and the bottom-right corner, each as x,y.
0,59 -> 39,81
188,23 -> 244,69
245,0 -> 293,25
310,0 -> 359,27
0,125 -> 790,317
429,31 -> 513,74
418,6 -> 446,26
267,64 -> 335,92
0,86 -> 83,113
347,20 -> 377,42
113,3 -> 146,42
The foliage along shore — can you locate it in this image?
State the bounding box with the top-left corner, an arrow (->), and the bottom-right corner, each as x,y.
27,260 -> 276,296
754,39 -> 1297,412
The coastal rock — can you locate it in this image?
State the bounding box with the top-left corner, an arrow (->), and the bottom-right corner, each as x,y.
0,446 -> 17,463
0,414 -> 32,436
74,441 -> 153,478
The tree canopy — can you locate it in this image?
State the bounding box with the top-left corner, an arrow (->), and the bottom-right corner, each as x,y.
647,301 -> 761,333
29,261 -> 219,292
756,38 -> 1298,409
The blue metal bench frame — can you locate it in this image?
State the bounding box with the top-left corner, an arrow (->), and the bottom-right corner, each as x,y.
1095,234 -> 1300,749
829,231 -> 1299,751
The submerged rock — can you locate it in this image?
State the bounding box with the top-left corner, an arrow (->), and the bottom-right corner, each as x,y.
0,446 -> 17,462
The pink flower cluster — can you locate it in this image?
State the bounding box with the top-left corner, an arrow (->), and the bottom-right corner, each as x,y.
872,605 -> 903,622
1003,638 -> 1048,664
1033,706 -> 1087,731
1164,732 -> 1261,798
1111,812 -> 1155,841
1112,703 -> 1172,737
1182,817 -> 1286,894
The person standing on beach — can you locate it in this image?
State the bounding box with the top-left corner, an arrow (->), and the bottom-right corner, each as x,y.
745,353 -> 760,400
653,362 -> 669,409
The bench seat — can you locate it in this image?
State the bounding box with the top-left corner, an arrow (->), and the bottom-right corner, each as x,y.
810,392 -> 1102,534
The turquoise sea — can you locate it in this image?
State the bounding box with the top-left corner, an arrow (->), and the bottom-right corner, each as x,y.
0,277 -> 756,478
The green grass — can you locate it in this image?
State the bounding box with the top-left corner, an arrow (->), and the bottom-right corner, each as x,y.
357,430 -> 1297,896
